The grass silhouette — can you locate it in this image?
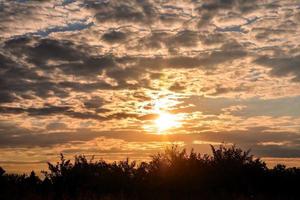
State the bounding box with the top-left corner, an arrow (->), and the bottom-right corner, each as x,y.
1,145 -> 300,199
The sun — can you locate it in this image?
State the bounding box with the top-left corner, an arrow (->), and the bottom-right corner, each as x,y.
155,112 -> 180,132
141,96 -> 183,134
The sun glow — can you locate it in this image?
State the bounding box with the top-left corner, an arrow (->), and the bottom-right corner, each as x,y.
142,95 -> 183,134
155,112 -> 180,132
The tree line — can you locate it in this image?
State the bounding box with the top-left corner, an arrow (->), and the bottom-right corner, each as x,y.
1,145 -> 300,200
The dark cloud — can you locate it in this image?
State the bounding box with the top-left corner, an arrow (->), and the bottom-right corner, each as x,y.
0,37 -> 120,103
129,41 -> 246,70
27,39 -> 81,63
195,0 -> 259,27
0,91 -> 16,104
58,81 -> 115,92
255,54 -> 300,82
169,82 -> 185,92
0,105 -> 149,122
130,56 -> 201,69
134,30 -> 200,51
0,75 -> 68,100
102,30 -> 127,44
0,1 -> 35,27
167,30 -> 199,48
58,55 -> 115,77
0,129 -> 98,148
5,37 -> 116,78
65,110 -> 105,121
199,0 -> 259,12
0,51 -> 68,99
58,79 -> 142,92
199,32 -> 228,45
83,96 -> 105,109
254,28 -> 288,41
0,29 -> 247,107
83,96 -> 111,113
106,65 -> 144,82
0,105 -> 71,116
211,84 -> 251,95
134,31 -> 171,50
86,0 -> 157,24
46,122 -> 67,130
0,105 -> 107,121
2,37 -> 162,96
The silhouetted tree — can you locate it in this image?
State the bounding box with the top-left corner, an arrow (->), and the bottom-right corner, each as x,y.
0,145 -> 300,200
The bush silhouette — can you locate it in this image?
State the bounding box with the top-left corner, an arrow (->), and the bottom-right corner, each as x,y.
1,145 -> 300,199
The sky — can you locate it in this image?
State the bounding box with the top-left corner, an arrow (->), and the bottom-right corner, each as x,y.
1,0 -> 300,173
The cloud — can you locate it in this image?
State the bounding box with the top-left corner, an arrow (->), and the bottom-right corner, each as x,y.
46,122 -> 68,130
194,0 -> 260,27
1,122 -> 300,158
83,96 -> 106,109
211,84 -> 251,96
0,0 -> 92,40
126,41 -> 247,70
199,0 -> 259,11
169,82 -> 185,92
0,105 -> 71,116
102,30 -> 128,44
134,31 -> 171,50
86,0 -> 157,24
1,35 -> 249,104
4,37 -> 116,77
1,0 -> 300,170
255,54 -> 300,82
167,30 -> 199,48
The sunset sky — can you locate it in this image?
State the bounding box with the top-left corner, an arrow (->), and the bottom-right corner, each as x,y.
1,0 -> 300,173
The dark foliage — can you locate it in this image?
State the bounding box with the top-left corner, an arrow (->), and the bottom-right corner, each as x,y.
1,145 -> 300,200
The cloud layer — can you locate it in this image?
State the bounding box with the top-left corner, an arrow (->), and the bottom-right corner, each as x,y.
1,0 -> 300,172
